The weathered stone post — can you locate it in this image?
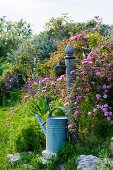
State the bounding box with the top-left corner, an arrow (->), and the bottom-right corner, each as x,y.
65,44 -> 75,90
65,44 -> 77,143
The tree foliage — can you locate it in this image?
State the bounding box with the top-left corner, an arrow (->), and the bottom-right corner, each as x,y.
0,17 -> 32,62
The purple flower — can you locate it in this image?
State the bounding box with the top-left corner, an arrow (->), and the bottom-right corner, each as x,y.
97,86 -> 101,91
104,90 -> 108,93
93,108 -> 97,112
108,77 -> 112,81
96,72 -> 101,77
94,16 -> 99,20
107,85 -> 111,89
76,96 -> 83,101
102,107 -> 107,112
109,112 -> 113,116
97,104 -> 101,109
104,112 -> 109,116
103,104 -> 108,108
65,96 -> 70,100
103,94 -> 107,98
96,94 -> 101,100
70,70 -> 76,75
102,84 -> 107,90
64,102 -> 70,107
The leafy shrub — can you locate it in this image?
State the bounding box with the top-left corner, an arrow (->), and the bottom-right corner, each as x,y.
8,117 -> 45,153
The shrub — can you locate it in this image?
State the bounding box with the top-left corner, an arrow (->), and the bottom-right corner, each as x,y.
8,117 -> 45,153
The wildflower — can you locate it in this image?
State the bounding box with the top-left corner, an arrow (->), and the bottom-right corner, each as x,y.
94,16 -> 99,20
57,75 -> 65,82
74,110 -> 80,115
102,84 -> 107,90
109,112 -> 113,116
68,124 -> 73,129
4,124 -> 8,128
110,43 -> 113,46
65,96 -> 70,100
88,112 -> 92,115
76,96 -> 83,101
103,94 -> 107,98
108,77 -> 111,81
97,104 -> 101,109
92,27 -> 97,31
104,112 -> 109,116
104,89 -> 108,93
107,117 -> 111,121
70,35 -> 77,41
42,89 -> 46,93
23,95 -> 30,101
107,85 -> 111,89
57,77 -> 62,82
61,89 -> 65,97
54,51 -> 57,55
97,86 -> 101,91
6,118 -> 9,121
44,77 -> 50,82
93,108 -> 97,113
96,94 -> 101,100
64,102 -> 70,107
103,104 -> 108,108
96,72 -> 101,77
82,60 -> 93,66
108,25 -> 112,29
70,70 -> 76,75
102,107 -> 107,112
51,81 -> 55,86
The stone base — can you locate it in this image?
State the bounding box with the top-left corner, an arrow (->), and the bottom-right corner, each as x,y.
42,150 -> 56,160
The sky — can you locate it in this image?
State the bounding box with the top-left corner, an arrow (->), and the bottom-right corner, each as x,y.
0,0 -> 113,34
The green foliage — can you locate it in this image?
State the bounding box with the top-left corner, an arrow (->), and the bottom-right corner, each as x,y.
0,62 -> 12,76
7,103 -> 45,153
1,15 -> 113,170
46,143 -> 75,170
0,17 -> 32,62
32,31 -> 57,61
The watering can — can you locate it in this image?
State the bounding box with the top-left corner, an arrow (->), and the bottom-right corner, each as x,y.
35,107 -> 68,154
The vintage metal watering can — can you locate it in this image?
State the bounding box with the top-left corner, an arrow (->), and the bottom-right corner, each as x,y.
35,107 -> 68,154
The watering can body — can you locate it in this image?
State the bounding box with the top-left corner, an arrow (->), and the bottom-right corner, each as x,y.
46,116 -> 68,153
36,107 -> 68,154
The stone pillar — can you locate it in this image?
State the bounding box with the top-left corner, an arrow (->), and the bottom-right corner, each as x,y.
65,44 -> 75,90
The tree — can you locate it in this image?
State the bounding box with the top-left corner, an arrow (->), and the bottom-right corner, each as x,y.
0,17 -> 32,62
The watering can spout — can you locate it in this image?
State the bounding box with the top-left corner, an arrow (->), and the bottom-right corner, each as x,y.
35,114 -> 46,136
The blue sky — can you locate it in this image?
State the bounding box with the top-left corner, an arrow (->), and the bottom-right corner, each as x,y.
0,0 -> 113,34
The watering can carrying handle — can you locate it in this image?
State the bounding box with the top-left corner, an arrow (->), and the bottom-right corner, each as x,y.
48,107 -> 67,117
41,107 -> 67,125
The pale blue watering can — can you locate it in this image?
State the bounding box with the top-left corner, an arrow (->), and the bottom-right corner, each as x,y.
36,107 -> 68,153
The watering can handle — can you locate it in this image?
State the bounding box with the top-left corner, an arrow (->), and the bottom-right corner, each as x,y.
48,107 -> 67,117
